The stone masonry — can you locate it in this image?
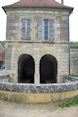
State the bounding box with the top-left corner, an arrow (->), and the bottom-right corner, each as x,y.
70,46 -> 78,75
3,0 -> 73,84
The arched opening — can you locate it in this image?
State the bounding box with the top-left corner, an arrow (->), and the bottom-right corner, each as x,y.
40,54 -> 57,83
18,54 -> 35,83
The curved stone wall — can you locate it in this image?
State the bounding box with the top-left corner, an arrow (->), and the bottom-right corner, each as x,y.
0,82 -> 78,93
0,81 -> 78,103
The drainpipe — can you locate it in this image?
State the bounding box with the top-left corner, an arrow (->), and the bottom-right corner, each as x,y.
61,0 -> 64,5
68,15 -> 70,75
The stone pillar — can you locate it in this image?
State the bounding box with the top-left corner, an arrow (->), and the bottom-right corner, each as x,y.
32,17 -> 38,41
35,59 -> 40,85
33,17 -> 40,84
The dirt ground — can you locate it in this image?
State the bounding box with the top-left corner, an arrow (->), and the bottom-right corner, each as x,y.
0,100 -> 78,117
0,70 -> 78,117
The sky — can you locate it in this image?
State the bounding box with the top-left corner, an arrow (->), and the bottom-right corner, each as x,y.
0,0 -> 78,42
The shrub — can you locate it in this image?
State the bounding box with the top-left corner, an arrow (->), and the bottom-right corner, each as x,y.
0,61 -> 3,69
58,96 -> 78,108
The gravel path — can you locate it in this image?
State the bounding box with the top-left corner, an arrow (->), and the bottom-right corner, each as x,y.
0,100 -> 78,117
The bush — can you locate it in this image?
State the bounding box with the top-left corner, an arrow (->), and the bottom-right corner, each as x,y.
58,96 -> 78,108
0,41 -> 5,47
0,61 -> 3,69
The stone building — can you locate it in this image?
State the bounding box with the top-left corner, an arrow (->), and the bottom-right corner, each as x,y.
0,43 -> 5,62
70,46 -> 78,75
2,0 -> 73,83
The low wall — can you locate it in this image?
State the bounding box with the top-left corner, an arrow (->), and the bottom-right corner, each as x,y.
0,74 -> 9,82
0,82 -> 78,93
0,81 -> 78,103
64,76 -> 78,82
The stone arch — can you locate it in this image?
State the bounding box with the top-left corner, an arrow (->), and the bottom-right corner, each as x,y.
40,54 -> 57,83
18,54 -> 35,83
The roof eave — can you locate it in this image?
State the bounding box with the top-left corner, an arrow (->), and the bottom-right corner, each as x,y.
2,7 -> 7,14
2,6 -> 74,14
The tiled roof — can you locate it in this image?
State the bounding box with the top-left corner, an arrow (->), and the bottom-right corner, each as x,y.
3,0 -> 73,9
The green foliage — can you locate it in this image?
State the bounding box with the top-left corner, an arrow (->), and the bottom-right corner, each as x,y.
3,97 -> 8,101
58,96 -> 78,108
0,41 -> 5,46
70,41 -> 78,46
70,74 -> 78,77
0,61 -> 3,69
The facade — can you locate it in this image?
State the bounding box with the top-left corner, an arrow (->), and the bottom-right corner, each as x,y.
0,43 -> 5,62
70,46 -> 78,75
3,0 -> 73,84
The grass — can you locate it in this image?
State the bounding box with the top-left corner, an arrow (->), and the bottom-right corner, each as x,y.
70,74 -> 78,77
58,96 -> 78,108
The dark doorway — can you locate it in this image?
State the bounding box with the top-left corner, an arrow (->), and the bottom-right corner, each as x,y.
40,54 -> 57,83
18,54 -> 35,83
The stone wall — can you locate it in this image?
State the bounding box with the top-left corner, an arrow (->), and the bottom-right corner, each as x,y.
0,74 -> 9,82
6,42 -> 69,83
0,43 -> 5,62
0,82 -> 78,103
70,46 -> 78,75
64,76 -> 78,82
0,81 -> 78,93
5,8 -> 70,83
5,43 -> 12,70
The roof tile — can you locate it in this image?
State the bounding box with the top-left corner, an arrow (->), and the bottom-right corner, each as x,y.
4,0 -> 71,8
